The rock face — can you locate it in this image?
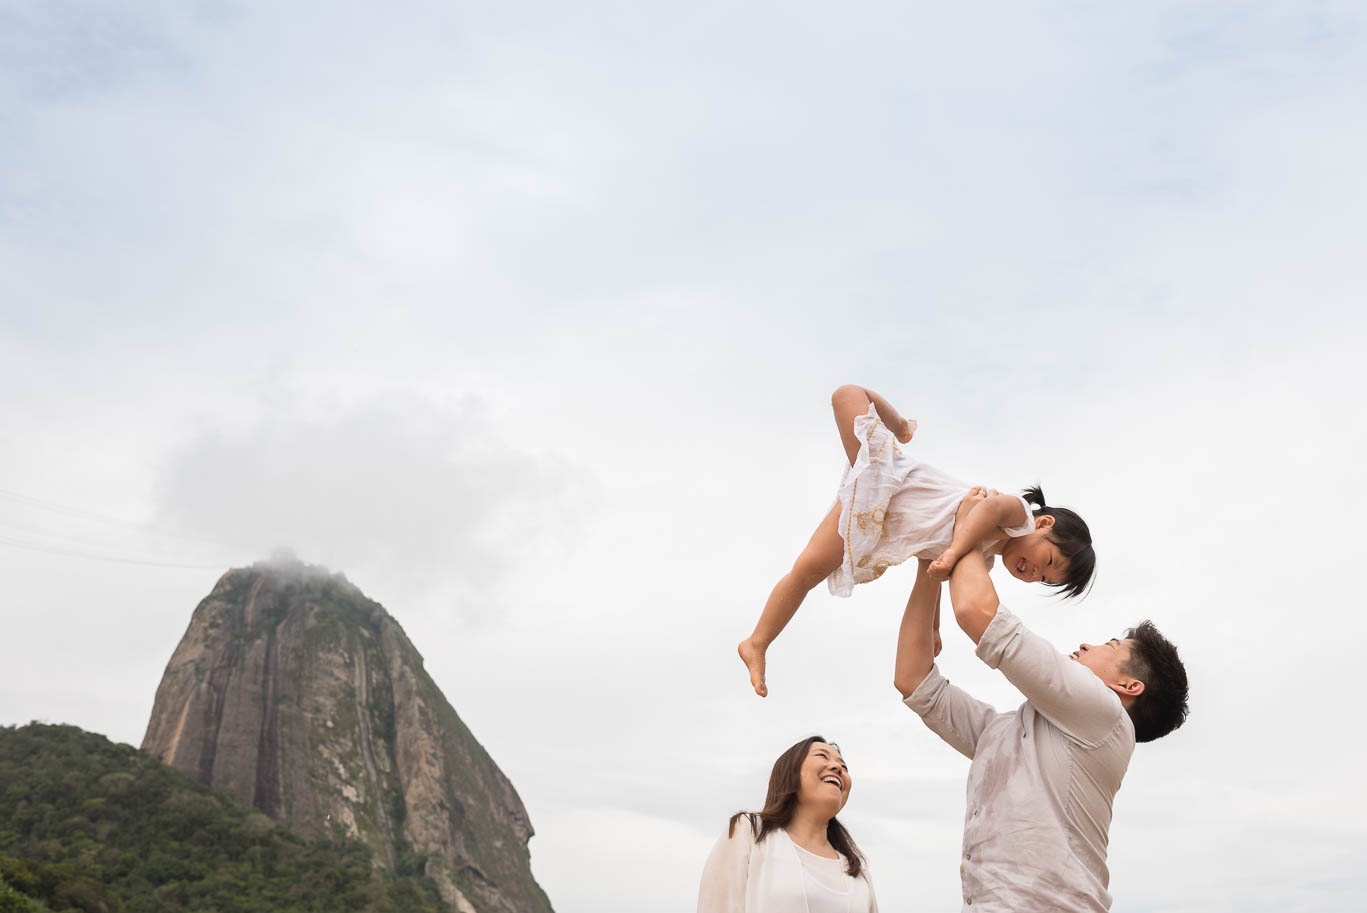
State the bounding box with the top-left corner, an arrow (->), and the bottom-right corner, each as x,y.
142,559 -> 554,913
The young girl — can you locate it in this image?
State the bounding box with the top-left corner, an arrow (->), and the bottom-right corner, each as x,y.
739,384 -> 1095,697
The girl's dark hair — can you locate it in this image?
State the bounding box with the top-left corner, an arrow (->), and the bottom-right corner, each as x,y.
727,735 -> 865,878
1023,486 -> 1096,599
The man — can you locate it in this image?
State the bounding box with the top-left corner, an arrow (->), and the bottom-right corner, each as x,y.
894,489 -> 1189,912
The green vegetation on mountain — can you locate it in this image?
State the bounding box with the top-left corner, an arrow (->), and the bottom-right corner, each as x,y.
0,873 -> 52,913
0,723 -> 449,913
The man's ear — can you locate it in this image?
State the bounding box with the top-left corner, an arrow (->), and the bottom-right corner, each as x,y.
1110,679 -> 1145,700
1035,515 -> 1056,531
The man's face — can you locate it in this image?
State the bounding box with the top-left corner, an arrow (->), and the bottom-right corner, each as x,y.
1070,637 -> 1135,686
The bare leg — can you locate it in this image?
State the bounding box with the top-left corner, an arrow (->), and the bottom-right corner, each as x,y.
831,385 -> 916,465
739,502 -> 845,697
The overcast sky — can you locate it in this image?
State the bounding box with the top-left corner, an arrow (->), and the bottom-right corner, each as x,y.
3,2 -> 1366,911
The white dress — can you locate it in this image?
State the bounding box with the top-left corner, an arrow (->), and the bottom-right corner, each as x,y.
827,404 -> 1035,596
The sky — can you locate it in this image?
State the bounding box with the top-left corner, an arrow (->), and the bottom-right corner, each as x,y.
2,1 -> 1366,911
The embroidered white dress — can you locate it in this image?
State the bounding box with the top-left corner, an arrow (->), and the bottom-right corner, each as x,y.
827,404 -> 1035,597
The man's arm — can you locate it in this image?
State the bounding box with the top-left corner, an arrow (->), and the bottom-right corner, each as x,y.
948,548 -> 1125,745
897,560 -> 1001,759
946,548 -> 1000,643
894,559 -> 939,698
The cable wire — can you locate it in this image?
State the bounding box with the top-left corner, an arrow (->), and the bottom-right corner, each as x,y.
0,533 -> 228,569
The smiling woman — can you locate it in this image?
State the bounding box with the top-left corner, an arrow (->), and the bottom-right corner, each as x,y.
696,736 -> 878,913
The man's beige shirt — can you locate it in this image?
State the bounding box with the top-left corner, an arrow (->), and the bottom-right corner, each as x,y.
904,608 -> 1135,912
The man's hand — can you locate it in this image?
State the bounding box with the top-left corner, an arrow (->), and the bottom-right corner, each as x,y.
956,486 -> 996,523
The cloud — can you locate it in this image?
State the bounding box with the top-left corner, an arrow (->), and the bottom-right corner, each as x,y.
154,389 -> 592,619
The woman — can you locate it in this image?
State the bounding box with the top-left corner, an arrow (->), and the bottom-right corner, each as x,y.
697,735 -> 877,913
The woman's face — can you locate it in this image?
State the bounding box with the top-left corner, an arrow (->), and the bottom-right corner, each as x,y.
796,741 -> 851,816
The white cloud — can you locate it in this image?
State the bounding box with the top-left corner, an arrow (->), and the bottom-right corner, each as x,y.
154,389 -> 593,617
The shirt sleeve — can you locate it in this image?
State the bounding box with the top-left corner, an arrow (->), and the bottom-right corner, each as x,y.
999,494 -> 1036,537
696,816 -> 752,913
974,607 -> 1126,747
902,664 -> 1002,759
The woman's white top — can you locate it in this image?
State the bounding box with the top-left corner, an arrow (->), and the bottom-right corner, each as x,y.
696,815 -> 877,913
827,403 -> 1035,596
795,842 -> 852,913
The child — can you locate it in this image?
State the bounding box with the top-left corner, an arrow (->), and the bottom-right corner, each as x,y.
739,384 -> 1095,697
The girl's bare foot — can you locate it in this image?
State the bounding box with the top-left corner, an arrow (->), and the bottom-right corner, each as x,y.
927,550 -> 957,581
738,638 -> 769,697
895,417 -> 918,444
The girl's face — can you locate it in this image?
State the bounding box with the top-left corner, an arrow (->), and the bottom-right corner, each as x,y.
1001,520 -> 1069,585
796,741 -> 851,816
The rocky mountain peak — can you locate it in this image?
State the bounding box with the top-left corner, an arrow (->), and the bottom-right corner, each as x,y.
141,560 -> 553,913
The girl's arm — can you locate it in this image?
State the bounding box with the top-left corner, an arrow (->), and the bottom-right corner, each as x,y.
926,492 -> 1030,582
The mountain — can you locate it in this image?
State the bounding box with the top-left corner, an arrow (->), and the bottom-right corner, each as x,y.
0,722 -> 449,913
140,560 -> 553,913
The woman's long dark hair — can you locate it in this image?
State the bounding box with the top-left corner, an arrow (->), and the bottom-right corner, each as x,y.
1023,485 -> 1096,599
727,735 -> 865,878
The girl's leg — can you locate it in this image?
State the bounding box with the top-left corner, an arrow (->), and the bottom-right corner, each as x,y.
831,385 -> 916,465
739,502 -> 845,697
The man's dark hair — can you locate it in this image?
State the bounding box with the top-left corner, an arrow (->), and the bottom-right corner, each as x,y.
1022,486 -> 1095,600
1122,620 -> 1190,742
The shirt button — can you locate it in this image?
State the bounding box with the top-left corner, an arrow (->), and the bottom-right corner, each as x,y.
965,853 -> 971,860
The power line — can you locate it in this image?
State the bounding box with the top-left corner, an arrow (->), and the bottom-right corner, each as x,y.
0,533 -> 228,570
0,487 -> 151,527
0,486 -> 239,551
0,519 -> 169,555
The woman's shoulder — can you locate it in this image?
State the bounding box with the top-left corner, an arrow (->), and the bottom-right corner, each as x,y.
724,811 -> 761,842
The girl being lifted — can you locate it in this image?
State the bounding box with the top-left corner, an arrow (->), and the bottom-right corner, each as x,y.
739,385 -> 1096,697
